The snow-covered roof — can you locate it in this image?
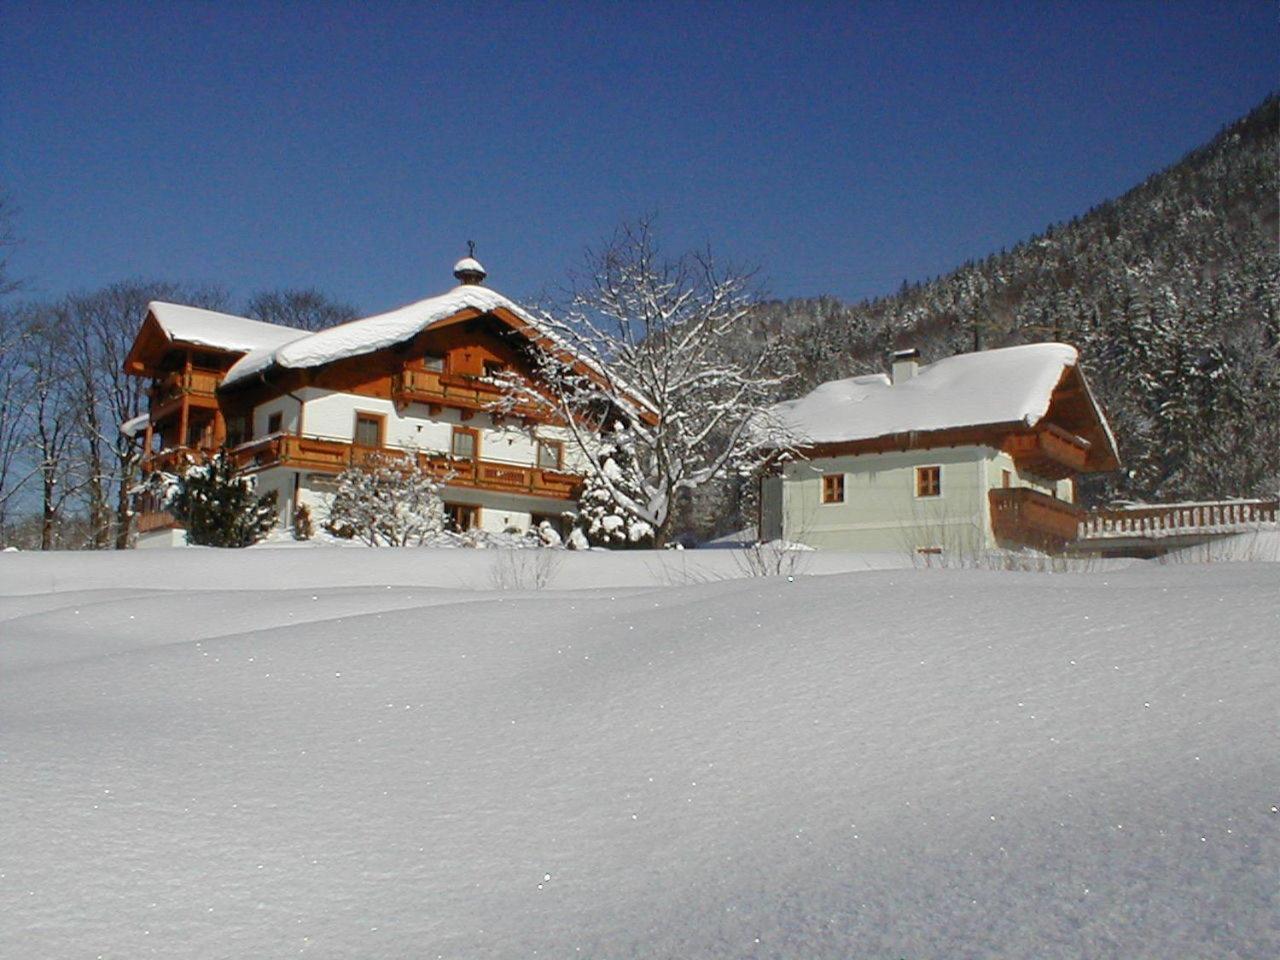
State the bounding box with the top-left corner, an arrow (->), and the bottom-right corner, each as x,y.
148,302 -> 307,354
119,413 -> 150,438
225,285 -> 561,387
768,343 -> 1086,445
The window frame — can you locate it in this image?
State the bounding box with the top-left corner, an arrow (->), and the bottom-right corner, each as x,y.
536,438 -> 564,471
450,425 -> 479,461
915,464 -> 942,499
821,473 -> 845,504
353,411 -> 385,449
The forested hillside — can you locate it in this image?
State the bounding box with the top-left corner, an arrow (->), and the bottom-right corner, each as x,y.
747,96 -> 1279,506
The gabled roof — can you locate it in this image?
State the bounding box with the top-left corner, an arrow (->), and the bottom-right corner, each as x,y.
222,285 -> 531,387
767,343 -> 1119,469
146,302 -> 306,354
218,285 -> 654,423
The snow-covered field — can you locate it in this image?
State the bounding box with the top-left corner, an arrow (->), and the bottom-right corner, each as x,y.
2,545 -> 1277,959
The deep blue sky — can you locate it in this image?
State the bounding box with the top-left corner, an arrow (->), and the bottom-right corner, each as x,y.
1,1 -> 1275,313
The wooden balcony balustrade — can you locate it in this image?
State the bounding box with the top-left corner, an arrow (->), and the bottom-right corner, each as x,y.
148,367 -> 221,406
989,487 -> 1085,550
1002,424 -> 1091,481
1079,498 -> 1278,541
227,434 -> 581,500
391,368 -> 547,420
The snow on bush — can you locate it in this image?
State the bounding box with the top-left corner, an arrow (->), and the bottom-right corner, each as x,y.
326,453 -> 447,547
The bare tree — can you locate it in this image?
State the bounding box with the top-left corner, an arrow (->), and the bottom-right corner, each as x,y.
244,288 -> 358,332
62,281 -> 229,548
498,220 -> 790,546
0,307 -> 36,534
19,305 -> 81,549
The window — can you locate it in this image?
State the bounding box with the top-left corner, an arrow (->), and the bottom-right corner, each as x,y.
451,426 -> 477,460
821,473 -> 845,504
482,359 -> 507,379
536,439 -> 563,471
267,412 -> 283,435
1002,469 -> 1012,488
915,465 -> 941,498
444,503 -> 479,532
354,413 -> 383,448
422,353 -> 444,372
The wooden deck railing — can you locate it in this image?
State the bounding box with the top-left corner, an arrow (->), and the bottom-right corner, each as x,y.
225,434 -> 581,500
391,368 -> 546,419
148,367 -> 221,405
989,487 -> 1085,549
1079,498 -> 1278,540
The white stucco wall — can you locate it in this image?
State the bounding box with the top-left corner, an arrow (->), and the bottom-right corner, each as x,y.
769,444 -> 1079,553
779,446 -> 991,554
262,389 -> 579,470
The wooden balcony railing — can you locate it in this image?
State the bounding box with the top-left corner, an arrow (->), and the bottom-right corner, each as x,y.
149,367 -> 221,406
391,368 -> 548,420
1079,498 -> 1278,541
228,434 -> 581,500
989,487 -> 1085,550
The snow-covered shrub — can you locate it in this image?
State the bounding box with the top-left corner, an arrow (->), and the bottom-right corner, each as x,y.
326,453 -> 446,547
292,503 -> 314,541
170,451 -> 278,548
576,436 -> 654,549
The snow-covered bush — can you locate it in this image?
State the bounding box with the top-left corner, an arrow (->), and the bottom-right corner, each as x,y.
576,434 -> 654,548
170,451 -> 278,548
326,453 -> 446,547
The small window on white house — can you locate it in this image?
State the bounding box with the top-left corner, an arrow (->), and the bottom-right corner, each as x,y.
267,412 -> 283,435
536,439 -> 563,470
915,465 -> 941,498
354,413 -> 383,448
451,427 -> 477,460
821,474 -> 845,504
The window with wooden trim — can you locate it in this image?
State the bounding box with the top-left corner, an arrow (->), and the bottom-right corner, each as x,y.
267,412 -> 283,435
915,465 -> 941,498
482,359 -> 507,379
444,503 -> 479,532
536,439 -> 564,471
354,412 -> 383,448
1002,469 -> 1012,488
821,473 -> 845,504
421,352 -> 444,372
450,426 -> 477,460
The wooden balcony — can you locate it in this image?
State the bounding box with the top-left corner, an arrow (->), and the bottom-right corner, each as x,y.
989,487 -> 1085,551
230,434 -> 582,500
147,367 -> 222,421
1002,424 -> 1091,481
391,368 -> 548,420
1079,499 -> 1278,542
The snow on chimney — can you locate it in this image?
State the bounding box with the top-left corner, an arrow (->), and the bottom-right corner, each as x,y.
453,240 -> 487,285
891,348 -> 920,385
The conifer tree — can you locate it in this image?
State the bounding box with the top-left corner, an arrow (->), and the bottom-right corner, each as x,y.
170,451 -> 277,548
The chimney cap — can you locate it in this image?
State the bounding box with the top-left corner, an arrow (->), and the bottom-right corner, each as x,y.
892,347 -> 920,361
453,241 -> 487,285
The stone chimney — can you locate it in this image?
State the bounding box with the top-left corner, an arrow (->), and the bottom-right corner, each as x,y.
452,240 -> 487,285
891,348 -> 920,385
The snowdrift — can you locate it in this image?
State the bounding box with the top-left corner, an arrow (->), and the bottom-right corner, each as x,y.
2,549 -> 1276,959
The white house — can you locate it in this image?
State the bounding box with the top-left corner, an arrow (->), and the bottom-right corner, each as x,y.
124,257 -> 606,546
758,344 -> 1121,555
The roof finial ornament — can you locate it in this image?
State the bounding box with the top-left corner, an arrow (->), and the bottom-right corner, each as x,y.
453,243 -> 487,285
